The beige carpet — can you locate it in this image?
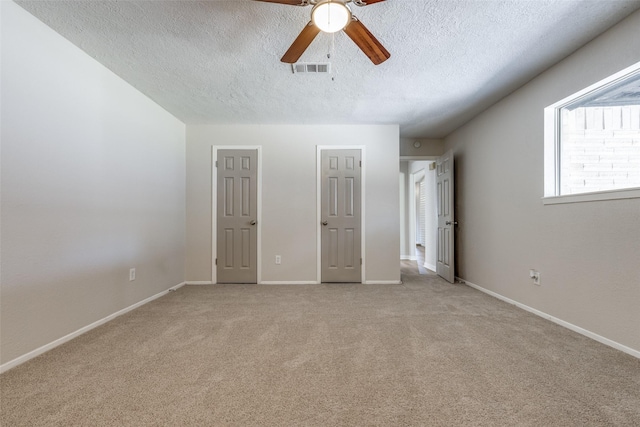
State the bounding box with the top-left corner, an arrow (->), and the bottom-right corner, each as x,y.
2,261 -> 639,426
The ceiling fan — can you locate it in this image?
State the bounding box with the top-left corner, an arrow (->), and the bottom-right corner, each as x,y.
255,0 -> 390,65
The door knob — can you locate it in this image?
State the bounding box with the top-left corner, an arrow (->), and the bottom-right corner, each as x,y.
250,220 -> 257,225
445,221 -> 458,226
322,221 -> 328,226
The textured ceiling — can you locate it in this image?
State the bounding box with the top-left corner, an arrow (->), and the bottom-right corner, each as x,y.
15,0 -> 640,138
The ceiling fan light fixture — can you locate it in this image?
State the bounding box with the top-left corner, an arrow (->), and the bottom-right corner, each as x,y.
312,1 -> 352,33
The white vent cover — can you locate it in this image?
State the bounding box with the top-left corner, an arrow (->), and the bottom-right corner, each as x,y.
292,62 -> 331,74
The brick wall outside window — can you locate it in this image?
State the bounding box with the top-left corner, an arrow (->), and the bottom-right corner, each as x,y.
560,105 -> 640,195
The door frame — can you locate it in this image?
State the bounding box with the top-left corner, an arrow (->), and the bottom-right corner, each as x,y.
316,146 -> 366,284
212,146 -> 263,284
401,157 -> 439,263
410,168 -> 426,259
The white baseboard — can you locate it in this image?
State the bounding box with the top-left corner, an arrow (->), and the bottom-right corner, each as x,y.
187,281 -> 322,286
0,282 -> 186,374
260,281 -> 320,285
423,263 -> 436,272
261,281 -> 402,285
365,280 -> 403,285
262,281 -> 402,285
458,277 -> 640,360
401,256 -> 417,261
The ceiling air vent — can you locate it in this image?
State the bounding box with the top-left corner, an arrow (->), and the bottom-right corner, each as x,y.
292,62 -> 331,74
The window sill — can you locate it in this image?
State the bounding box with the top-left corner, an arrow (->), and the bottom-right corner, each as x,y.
542,187 -> 640,205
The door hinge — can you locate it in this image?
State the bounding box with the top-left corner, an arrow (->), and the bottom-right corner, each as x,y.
215,161 -> 218,167
359,160 -> 362,167
360,258 -> 363,265
215,258 -> 217,265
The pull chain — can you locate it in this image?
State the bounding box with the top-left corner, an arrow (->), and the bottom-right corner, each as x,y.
328,32 -> 336,81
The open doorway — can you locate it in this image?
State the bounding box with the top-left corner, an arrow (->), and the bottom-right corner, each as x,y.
400,160 -> 437,272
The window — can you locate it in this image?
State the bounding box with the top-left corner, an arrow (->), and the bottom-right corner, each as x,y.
544,62 -> 640,203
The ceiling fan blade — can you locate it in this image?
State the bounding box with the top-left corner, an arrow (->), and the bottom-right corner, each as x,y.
354,0 -> 387,5
343,18 -> 390,65
253,0 -> 308,5
281,22 -> 321,63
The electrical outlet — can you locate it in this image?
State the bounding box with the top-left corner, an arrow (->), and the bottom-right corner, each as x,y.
529,269 -> 540,285
129,268 -> 136,281
275,255 -> 281,265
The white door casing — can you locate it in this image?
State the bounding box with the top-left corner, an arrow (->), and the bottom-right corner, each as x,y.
436,150 -> 455,283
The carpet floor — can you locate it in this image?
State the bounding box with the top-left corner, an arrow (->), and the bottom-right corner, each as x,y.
1,261 -> 639,426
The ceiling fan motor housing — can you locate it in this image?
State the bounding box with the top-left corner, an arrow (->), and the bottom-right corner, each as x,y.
311,0 -> 352,33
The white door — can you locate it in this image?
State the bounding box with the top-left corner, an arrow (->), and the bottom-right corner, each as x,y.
436,150 -> 455,283
217,149 -> 258,283
321,149 -> 362,283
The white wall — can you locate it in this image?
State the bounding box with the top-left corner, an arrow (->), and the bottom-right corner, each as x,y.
0,2 -> 186,366
444,10 -> 640,353
186,125 -> 400,284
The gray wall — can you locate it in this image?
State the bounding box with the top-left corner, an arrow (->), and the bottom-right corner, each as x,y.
186,125 -> 400,284
444,10 -> 640,353
400,138 -> 444,157
1,2 -> 186,365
